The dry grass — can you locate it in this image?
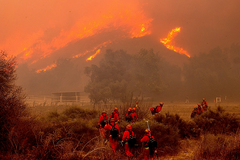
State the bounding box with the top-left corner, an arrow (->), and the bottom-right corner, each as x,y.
20,101 -> 240,160
27,101 -> 240,120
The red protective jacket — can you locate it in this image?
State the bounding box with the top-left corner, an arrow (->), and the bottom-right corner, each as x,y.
197,106 -> 204,114
110,111 -> 119,121
98,115 -> 108,124
141,134 -> 156,160
131,112 -> 137,120
126,112 -> 132,117
155,105 -> 162,113
104,122 -> 120,135
122,130 -> 135,142
141,134 -> 155,147
201,101 -> 208,106
104,122 -> 120,153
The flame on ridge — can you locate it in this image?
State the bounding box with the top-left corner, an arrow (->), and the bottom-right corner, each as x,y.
160,27 -> 190,58
72,40 -> 112,59
18,6 -> 152,65
86,49 -> 101,61
36,63 -> 57,73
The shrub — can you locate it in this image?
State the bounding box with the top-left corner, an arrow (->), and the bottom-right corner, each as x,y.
123,120 -> 180,156
193,106 -> 240,135
195,133 -> 240,160
0,51 -> 27,152
62,106 -> 98,120
154,112 -> 201,138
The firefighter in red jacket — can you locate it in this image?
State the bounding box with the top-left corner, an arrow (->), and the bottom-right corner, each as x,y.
155,102 -> 164,114
201,98 -> 208,108
131,108 -> 138,122
191,106 -> 198,118
98,111 -> 108,138
125,108 -> 133,122
122,124 -> 135,158
141,129 -> 156,160
110,107 -> 119,123
197,103 -> 204,115
98,111 -> 108,127
135,101 -> 140,112
202,104 -> 208,111
104,118 -> 120,154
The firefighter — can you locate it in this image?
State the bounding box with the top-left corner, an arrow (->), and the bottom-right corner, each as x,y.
201,98 -> 208,108
191,106 -> 198,118
155,102 -> 164,114
131,108 -> 138,122
197,103 -> 203,115
135,101 -> 140,112
98,111 -> 108,138
110,107 -> 119,123
202,104 -> 208,111
104,118 -> 120,154
122,124 -> 136,158
114,107 -> 120,116
125,108 -> 133,122
141,129 -> 157,160
98,111 -> 108,127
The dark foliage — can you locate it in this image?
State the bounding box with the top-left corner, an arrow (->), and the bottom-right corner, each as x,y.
195,134 -> 240,160
0,51 -> 27,152
225,144 -> 240,160
62,106 -> 98,120
154,112 -> 201,138
193,106 -> 240,134
119,120 -> 180,156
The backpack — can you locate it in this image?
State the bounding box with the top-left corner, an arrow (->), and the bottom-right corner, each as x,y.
111,112 -> 115,118
191,112 -> 196,119
148,136 -> 157,155
100,117 -> 107,127
150,107 -> 157,115
125,113 -> 132,122
128,131 -> 137,148
110,124 -> 119,138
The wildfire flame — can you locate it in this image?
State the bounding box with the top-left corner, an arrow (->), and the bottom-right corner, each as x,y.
160,27 -> 190,58
86,49 -> 101,61
72,41 -> 112,59
22,49 -> 33,60
18,8 -> 152,65
36,63 -> 57,73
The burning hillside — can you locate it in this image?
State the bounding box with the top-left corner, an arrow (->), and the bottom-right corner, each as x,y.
0,1 -> 194,73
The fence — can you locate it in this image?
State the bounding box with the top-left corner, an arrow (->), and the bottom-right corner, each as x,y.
26,92 -> 90,107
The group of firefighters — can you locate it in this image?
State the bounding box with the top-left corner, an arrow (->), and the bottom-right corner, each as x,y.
98,102 -> 157,159
191,98 -> 208,118
97,99 -> 207,159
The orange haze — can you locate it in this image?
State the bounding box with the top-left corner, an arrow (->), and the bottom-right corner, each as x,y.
1,0 -> 240,72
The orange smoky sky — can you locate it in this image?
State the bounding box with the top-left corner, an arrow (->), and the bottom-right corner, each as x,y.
1,0 -> 240,69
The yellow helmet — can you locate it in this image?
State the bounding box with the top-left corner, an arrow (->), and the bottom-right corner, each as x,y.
145,128 -> 151,133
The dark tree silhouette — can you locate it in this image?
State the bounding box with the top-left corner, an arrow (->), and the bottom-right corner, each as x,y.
0,51 -> 26,151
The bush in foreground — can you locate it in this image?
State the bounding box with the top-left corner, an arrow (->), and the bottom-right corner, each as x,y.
0,52 -> 27,152
194,133 -> 240,160
154,112 -> 201,138
193,106 -> 240,135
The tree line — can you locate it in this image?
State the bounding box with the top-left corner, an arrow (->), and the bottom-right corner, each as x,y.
84,44 -> 240,104
16,43 -> 240,103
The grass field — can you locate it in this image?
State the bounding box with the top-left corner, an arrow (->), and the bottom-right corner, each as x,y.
21,101 -> 240,160
27,101 -> 240,121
